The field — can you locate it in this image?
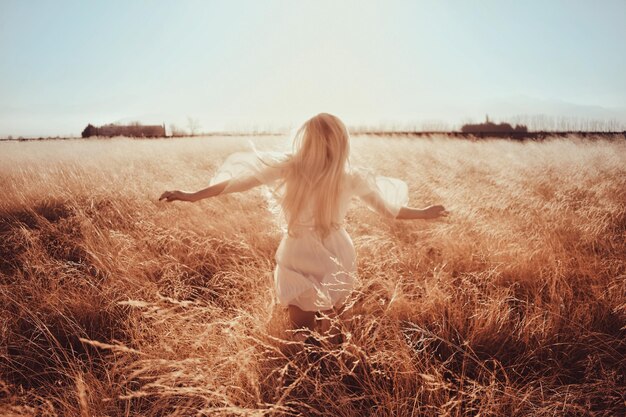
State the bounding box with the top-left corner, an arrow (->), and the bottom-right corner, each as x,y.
1,135 -> 625,416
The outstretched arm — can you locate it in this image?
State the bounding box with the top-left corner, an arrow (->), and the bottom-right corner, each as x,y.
359,192 -> 447,220
159,175 -> 263,203
395,205 -> 447,220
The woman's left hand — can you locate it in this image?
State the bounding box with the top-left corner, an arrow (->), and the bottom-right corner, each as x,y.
159,190 -> 190,202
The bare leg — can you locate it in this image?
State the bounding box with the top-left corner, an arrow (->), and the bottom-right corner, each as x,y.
317,307 -> 343,344
317,308 -> 335,334
288,305 -> 316,335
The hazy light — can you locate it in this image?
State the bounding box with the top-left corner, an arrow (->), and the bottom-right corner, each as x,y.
1,0 -> 625,136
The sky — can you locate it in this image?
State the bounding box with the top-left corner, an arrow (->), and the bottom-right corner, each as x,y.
1,0 -> 625,137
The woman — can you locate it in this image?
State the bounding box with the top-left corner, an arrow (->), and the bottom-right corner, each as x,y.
160,113 -> 447,339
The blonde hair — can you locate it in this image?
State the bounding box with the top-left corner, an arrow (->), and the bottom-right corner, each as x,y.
267,113 -> 351,239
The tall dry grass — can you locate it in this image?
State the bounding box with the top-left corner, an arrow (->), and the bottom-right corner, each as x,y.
0,135 -> 625,416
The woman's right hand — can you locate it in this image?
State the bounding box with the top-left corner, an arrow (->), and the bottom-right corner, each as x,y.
159,190 -> 191,202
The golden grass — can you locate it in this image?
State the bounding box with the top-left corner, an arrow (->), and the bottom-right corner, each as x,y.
0,135 -> 625,416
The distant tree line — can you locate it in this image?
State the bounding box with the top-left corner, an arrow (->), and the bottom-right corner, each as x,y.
169,117 -> 202,137
508,114 -> 624,132
350,114 -> 625,135
82,123 -> 166,138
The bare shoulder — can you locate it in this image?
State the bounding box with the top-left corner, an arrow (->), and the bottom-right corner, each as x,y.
344,165 -> 375,196
345,165 -> 370,179
344,165 -> 361,185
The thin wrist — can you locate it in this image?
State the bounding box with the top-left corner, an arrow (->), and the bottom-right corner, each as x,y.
420,207 -> 432,219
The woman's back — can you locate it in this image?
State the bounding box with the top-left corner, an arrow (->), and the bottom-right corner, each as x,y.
287,170 -> 353,230
212,151 -> 409,235
287,167 -> 408,229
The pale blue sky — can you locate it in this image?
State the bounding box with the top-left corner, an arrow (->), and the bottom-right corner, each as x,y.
1,0 -> 625,137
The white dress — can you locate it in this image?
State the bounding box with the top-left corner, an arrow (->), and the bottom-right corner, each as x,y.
209,150 -> 409,312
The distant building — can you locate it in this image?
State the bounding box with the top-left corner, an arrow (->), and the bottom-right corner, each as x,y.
461,115 -> 528,134
82,123 -> 166,138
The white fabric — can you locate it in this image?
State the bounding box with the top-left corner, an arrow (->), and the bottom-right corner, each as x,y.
209,151 -> 409,311
209,150 -> 289,194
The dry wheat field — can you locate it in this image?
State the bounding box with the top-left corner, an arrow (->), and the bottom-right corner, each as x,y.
0,134 -> 625,416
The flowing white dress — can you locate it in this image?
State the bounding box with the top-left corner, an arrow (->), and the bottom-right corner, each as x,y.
209,149 -> 409,312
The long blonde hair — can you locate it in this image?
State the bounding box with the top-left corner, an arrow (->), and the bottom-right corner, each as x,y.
268,113 -> 351,239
